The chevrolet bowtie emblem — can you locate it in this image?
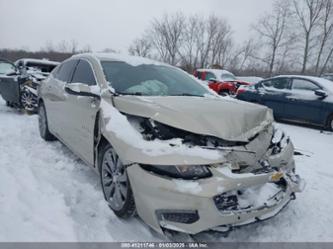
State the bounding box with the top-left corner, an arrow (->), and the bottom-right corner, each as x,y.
271,171 -> 284,182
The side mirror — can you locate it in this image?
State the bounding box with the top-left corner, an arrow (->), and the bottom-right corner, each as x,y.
314,89 -> 327,98
64,83 -> 101,99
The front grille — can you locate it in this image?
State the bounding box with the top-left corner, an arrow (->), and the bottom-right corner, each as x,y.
157,210 -> 199,224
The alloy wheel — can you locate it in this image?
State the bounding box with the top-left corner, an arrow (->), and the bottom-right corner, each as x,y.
21,91 -> 37,111
101,147 -> 128,211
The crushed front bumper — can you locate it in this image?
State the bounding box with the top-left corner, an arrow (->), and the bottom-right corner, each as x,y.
127,163 -> 304,235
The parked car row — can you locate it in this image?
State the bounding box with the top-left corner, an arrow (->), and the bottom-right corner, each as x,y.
193,69 -> 252,95
32,53 -> 304,236
0,58 -> 59,112
191,66 -> 333,131
236,75 -> 333,131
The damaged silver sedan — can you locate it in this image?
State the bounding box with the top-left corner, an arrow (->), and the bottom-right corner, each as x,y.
38,53 -> 304,235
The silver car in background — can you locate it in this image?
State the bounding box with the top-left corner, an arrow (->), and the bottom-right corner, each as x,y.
38,53 -> 303,235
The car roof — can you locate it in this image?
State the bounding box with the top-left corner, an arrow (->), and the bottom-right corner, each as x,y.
72,53 -> 169,67
15,58 -> 60,66
196,69 -> 232,75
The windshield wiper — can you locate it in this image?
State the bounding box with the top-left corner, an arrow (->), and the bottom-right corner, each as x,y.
170,93 -> 204,97
117,92 -> 143,96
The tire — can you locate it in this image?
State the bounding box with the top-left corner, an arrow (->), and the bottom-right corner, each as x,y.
327,115 -> 333,131
219,90 -> 230,96
99,143 -> 136,218
21,89 -> 37,113
38,102 -> 56,141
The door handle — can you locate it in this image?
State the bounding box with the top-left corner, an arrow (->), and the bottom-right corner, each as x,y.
89,97 -> 99,108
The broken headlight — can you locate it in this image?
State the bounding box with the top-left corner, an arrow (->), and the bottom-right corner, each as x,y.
270,127 -> 290,155
141,164 -> 212,180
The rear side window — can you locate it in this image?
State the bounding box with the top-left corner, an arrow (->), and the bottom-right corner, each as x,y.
263,78 -> 290,90
292,79 -> 320,91
71,60 -> 96,85
56,60 -> 78,82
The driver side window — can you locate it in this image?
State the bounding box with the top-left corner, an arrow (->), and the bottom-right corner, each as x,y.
71,60 -> 96,86
262,78 -> 290,90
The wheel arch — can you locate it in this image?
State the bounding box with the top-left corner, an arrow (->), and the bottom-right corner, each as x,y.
94,110 -> 110,171
326,112 -> 333,130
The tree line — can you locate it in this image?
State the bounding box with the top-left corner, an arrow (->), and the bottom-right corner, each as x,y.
1,0 -> 332,77
129,0 -> 333,76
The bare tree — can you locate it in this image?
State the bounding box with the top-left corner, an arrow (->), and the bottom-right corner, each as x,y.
42,40 -> 55,52
150,13 -> 186,65
197,15 -> 216,68
128,36 -> 152,57
80,44 -> 92,53
228,39 -> 258,71
293,0 -> 325,73
314,0 -> 333,75
70,39 -> 78,54
210,17 -> 233,67
178,15 -> 202,71
253,0 -> 292,76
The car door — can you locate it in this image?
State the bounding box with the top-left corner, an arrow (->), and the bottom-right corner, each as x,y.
285,78 -> 324,124
61,59 -> 100,165
43,59 -> 79,137
0,61 -> 21,105
259,78 -> 291,119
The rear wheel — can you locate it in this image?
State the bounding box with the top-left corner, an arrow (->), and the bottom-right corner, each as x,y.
38,102 -> 56,141
327,115 -> 333,131
21,89 -> 37,112
99,143 -> 135,218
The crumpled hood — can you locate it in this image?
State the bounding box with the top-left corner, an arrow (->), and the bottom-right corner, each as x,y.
113,96 -> 273,142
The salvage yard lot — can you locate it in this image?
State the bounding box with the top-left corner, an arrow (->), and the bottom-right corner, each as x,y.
0,97 -> 332,242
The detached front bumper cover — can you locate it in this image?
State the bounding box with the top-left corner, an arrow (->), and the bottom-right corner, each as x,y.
128,163 -> 305,235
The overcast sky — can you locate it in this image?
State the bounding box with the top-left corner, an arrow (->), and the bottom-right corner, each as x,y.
0,0 -> 274,53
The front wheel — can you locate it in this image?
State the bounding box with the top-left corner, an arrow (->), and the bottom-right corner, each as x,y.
99,143 -> 136,218
38,102 -> 56,141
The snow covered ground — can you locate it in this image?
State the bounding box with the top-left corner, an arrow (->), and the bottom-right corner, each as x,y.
0,97 -> 332,242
